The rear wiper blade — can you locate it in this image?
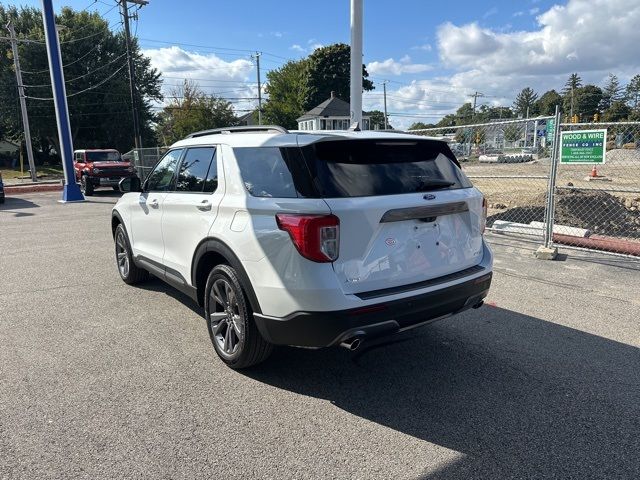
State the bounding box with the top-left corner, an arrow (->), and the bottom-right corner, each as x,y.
414,181 -> 455,192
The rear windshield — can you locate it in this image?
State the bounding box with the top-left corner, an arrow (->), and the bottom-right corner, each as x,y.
302,139 -> 471,197
85,151 -> 121,162
233,139 -> 471,199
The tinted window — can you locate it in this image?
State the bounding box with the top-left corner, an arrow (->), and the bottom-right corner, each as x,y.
86,151 -> 121,162
234,147 -> 298,198
203,150 -> 218,193
176,147 -> 215,192
300,139 -> 472,197
145,149 -> 183,192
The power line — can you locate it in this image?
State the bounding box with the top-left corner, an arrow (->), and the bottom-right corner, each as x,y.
26,63 -> 128,100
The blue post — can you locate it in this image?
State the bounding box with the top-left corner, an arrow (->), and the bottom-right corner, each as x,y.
40,0 -> 84,202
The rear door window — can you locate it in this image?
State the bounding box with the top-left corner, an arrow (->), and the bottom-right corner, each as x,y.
175,147 -> 216,193
234,147 -> 298,198
300,139 -> 472,197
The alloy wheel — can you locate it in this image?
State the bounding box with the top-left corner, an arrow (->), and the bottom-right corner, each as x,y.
115,230 -> 130,277
209,278 -> 244,356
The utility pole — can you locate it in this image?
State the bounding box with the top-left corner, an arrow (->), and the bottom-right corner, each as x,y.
349,0 -> 363,128
469,91 -> 485,117
255,52 -> 262,125
382,80 -> 388,130
570,86 -> 574,119
119,0 -> 147,149
524,106 -> 530,148
7,22 -> 37,182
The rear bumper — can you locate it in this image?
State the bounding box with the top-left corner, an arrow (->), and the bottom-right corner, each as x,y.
253,271 -> 492,348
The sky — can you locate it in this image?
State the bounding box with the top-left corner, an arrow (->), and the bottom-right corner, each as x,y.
5,0 -> 640,128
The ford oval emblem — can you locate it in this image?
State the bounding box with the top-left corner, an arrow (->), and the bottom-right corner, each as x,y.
423,194 -> 436,200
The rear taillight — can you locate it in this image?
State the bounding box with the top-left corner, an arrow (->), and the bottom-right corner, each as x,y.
276,214 -> 340,263
481,197 -> 487,234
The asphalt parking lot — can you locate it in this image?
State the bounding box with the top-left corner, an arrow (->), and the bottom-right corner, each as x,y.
1,191 -> 639,479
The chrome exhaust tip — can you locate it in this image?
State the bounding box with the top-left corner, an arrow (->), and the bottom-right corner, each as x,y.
472,300 -> 485,309
340,336 -> 363,351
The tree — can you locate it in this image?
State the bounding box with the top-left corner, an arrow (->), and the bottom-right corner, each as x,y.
368,110 -> 392,130
454,103 -> 474,124
563,73 -> 582,94
262,59 -> 308,129
626,74 -> 640,110
155,80 -> 238,144
476,105 -> 513,122
302,43 -> 374,111
572,85 -> 603,119
602,100 -> 631,122
512,87 -> 538,116
535,90 -> 562,116
408,122 -> 431,130
600,74 -> 623,111
562,73 -> 582,117
0,6 -> 162,160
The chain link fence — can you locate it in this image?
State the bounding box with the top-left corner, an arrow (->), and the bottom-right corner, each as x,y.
123,147 -> 167,183
408,117 -> 640,257
410,117 -> 555,239
550,121 -> 640,256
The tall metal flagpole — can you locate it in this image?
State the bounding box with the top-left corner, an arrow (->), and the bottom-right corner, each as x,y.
40,0 -> 84,202
350,0 -> 363,128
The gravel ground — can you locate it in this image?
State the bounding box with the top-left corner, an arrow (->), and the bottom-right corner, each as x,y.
1,192 -> 639,479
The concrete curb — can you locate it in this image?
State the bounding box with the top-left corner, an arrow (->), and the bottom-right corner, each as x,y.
4,183 -> 63,195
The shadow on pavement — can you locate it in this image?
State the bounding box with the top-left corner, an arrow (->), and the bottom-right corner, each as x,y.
0,196 -> 40,217
133,276 -> 202,317
244,306 -> 640,479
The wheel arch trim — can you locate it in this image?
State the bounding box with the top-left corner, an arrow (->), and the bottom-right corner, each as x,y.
191,238 -> 262,314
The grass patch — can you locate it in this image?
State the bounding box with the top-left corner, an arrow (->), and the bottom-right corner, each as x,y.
0,165 -> 64,180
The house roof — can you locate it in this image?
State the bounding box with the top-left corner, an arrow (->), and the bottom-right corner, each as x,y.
0,140 -> 19,153
297,93 -> 370,122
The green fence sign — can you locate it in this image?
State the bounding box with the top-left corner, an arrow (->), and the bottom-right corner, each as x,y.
546,118 -> 555,143
560,129 -> 607,164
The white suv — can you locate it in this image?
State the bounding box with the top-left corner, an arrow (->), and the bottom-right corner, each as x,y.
112,126 -> 492,369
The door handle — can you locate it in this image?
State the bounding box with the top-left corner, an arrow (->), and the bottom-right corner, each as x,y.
149,199 -> 159,208
197,200 -> 212,211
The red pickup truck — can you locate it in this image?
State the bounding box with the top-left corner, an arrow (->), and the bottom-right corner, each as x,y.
74,149 -> 137,196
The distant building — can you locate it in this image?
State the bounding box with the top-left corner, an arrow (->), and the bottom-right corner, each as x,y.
238,110 -> 259,126
0,139 -> 19,155
297,92 -> 371,131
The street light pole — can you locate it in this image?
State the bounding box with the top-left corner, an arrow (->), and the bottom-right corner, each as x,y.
40,0 -> 84,202
7,22 -> 37,182
349,0 -> 363,129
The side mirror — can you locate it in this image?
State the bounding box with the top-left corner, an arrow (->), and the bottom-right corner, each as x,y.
119,176 -> 142,193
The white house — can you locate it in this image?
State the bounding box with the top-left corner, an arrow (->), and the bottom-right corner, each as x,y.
297,92 -> 371,131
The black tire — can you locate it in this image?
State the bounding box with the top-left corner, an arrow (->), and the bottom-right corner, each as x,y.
0,194 -> 4,204
81,176 -> 94,196
114,224 -> 148,284
204,264 -> 272,369
112,186 -> 120,191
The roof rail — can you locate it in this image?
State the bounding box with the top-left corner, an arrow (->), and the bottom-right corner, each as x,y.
185,125 -> 289,139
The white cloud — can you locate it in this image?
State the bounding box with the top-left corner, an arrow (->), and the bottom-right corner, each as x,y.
142,46 -> 257,113
367,55 -> 432,76
411,43 -> 432,52
290,44 -> 305,53
513,11 -> 524,17
483,7 -> 498,19
437,0 -> 640,78
529,7 -> 540,15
